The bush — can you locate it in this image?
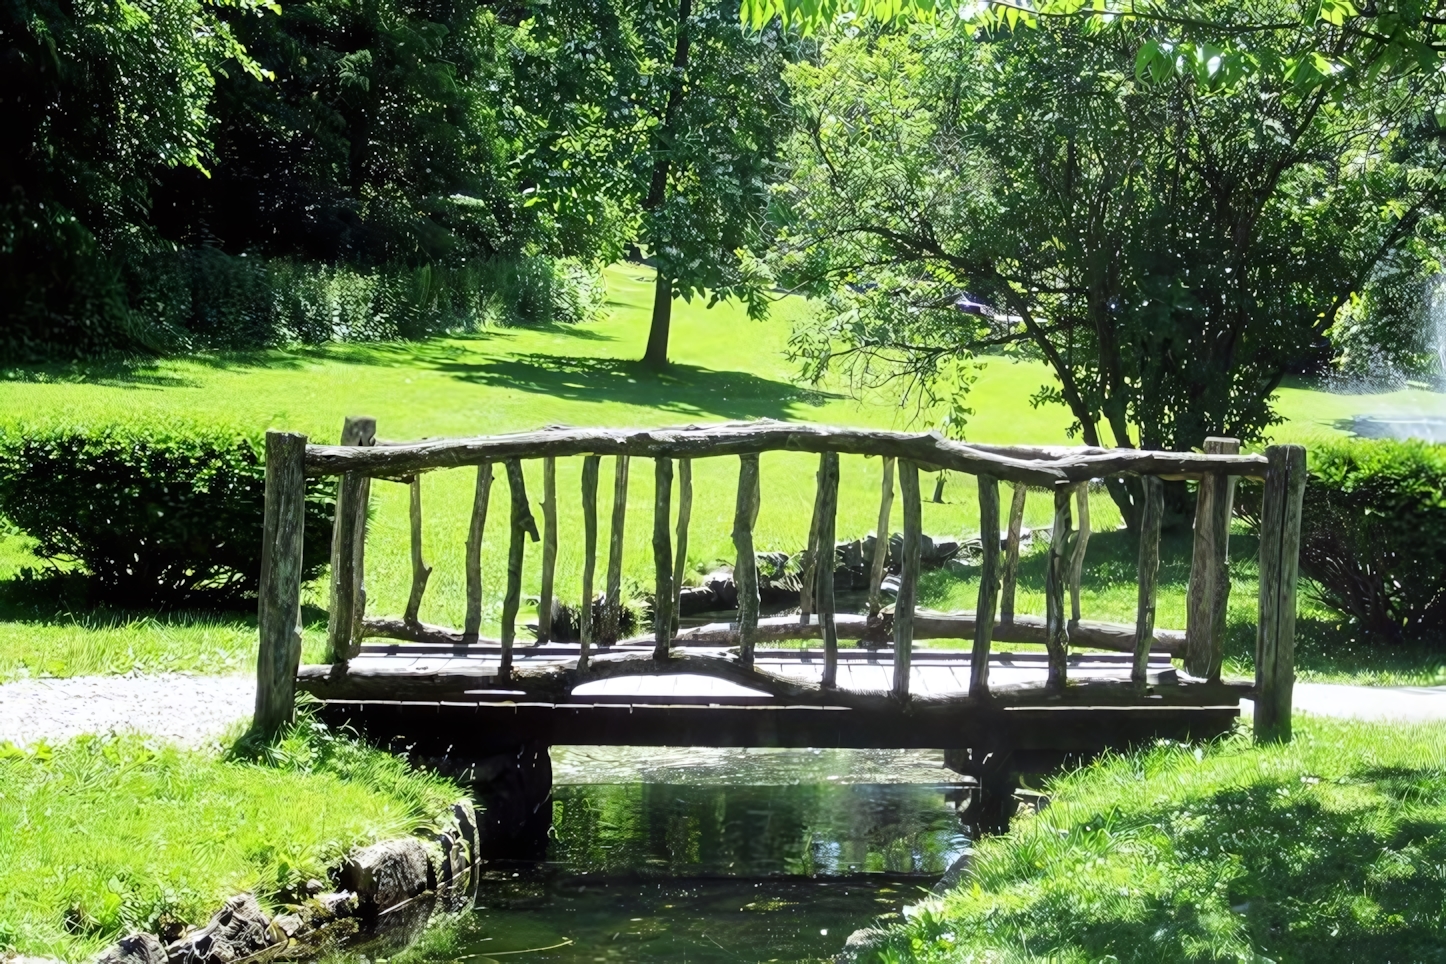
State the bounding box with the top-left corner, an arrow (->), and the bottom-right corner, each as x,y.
0,424 -> 335,606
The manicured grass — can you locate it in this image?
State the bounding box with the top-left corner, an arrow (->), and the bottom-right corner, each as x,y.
0,720 -> 462,962
861,715 -> 1446,963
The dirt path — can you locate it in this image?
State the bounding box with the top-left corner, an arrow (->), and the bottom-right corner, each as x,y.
0,674 -> 253,748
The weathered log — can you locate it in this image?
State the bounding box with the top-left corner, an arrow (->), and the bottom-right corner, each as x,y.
816,452 -> 840,688
537,457 -> 558,644
970,475 -> 1000,697
1067,484 -> 1091,626
893,460 -> 921,700
652,457 -> 674,660
463,461 -> 494,643
1000,483 -> 1028,625
306,421 -> 1269,485
500,459 -> 539,679
1186,437 -> 1240,682
603,455 -> 630,643
579,455 -> 601,665
1255,444 -> 1306,743
868,457 -> 896,623
1044,484 -> 1072,692
253,430 -> 308,739
672,458 -> 692,636
733,454 -> 762,666
800,457 -> 826,624
404,476 -> 433,626
326,416 -> 376,662
1133,475 -> 1165,685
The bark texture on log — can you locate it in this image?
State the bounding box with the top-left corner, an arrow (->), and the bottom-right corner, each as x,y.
254,430 -> 308,739
970,475 -> 1000,698
1186,437 -> 1240,682
404,476 -> 432,626
733,454 -> 762,666
1000,483 -> 1028,625
537,457 -> 558,644
326,416 -> 375,662
1044,485 -> 1073,692
868,457 -> 896,623
652,457 -> 674,660
603,455 -> 630,644
893,460 -> 921,700
815,452 -> 840,688
1068,484 -> 1091,626
1255,444 -> 1306,743
500,459 -> 539,679
463,462 -> 495,643
672,458 -> 692,636
1133,476 -> 1165,684
579,455 -> 600,664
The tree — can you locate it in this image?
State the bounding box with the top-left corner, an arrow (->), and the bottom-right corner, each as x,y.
780,10 -> 1446,524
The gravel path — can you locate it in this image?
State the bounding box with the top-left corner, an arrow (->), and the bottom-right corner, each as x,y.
3,675 -> 1446,751
0,674 -> 254,748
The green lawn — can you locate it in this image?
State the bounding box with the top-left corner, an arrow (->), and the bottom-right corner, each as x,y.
0,264 -> 1440,683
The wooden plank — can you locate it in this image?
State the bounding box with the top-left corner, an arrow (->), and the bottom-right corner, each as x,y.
1044,484 -> 1072,692
404,475 -> 433,626
1000,483 -> 1028,624
1068,483 -> 1091,626
868,457 -> 896,622
733,454 -> 762,667
537,456 -> 558,644
893,460 -> 922,700
253,430 -> 309,739
604,455 -> 630,643
1186,438 -> 1240,681
326,416 -> 376,662
579,455 -> 601,666
970,474 -> 1000,698
817,452 -> 840,688
671,458 -> 692,639
1132,475 -> 1165,685
652,457 -> 674,660
499,458 -> 539,680
1255,444 -> 1306,743
463,461 -> 494,643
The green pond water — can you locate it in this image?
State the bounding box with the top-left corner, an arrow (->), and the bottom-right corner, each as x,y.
440,747 -> 971,963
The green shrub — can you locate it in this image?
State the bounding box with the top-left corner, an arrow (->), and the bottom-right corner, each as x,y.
0,424 -> 335,606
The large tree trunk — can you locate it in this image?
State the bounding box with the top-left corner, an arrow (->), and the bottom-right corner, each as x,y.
644,270 -> 673,368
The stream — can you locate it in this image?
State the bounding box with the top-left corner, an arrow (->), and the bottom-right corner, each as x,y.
438,747 -> 971,963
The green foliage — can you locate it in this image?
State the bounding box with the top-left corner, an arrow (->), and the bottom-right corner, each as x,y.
0,423 -> 334,605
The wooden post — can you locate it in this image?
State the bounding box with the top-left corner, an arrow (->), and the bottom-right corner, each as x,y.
1255,444 -> 1306,743
1067,484 -> 1091,627
868,457 -> 896,623
969,474 -> 1000,698
1000,483 -> 1027,624
1044,483 -> 1073,692
800,464 -> 825,626
671,458 -> 692,636
404,475 -> 432,626
816,453 -> 840,688
892,460 -> 921,700
253,430 -> 308,739
499,459 -> 539,680
733,454 -> 761,667
537,457 -> 558,644
325,416 -> 375,663
1186,437 -> 1240,681
1132,475 -> 1165,684
463,462 -> 494,643
652,457 -> 674,660
579,455 -> 601,668
603,455 -> 630,644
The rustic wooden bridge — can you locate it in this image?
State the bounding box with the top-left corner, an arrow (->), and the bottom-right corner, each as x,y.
251,419 -> 1307,781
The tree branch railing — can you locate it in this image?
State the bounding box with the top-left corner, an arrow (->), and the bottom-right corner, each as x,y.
253,418 -> 1302,745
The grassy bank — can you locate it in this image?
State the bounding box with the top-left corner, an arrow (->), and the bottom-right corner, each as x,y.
862,716 -> 1446,963
0,720 -> 462,962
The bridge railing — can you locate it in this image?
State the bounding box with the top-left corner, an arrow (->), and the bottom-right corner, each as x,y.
253,419 -> 1305,743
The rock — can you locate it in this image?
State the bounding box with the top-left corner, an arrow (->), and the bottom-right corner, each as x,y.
94,934 -> 167,964
270,915 -> 303,940
312,892 -> 358,921
167,894 -> 274,964
451,800 -> 479,870
338,838 -> 432,914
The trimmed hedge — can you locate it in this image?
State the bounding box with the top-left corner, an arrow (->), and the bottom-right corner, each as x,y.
0,424 -> 335,606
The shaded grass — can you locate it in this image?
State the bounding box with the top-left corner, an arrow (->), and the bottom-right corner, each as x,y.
0,716 -> 462,962
864,716 -> 1446,964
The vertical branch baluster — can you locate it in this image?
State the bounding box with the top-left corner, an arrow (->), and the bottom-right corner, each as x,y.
1044,483 -> 1073,692
892,460 -> 921,701
817,453 -> 840,688
603,455 -> 630,644
537,457 -> 558,644
326,415 -> 375,662
463,461 -> 494,643
652,458 -> 674,660
800,466 -> 825,626
1186,437 -> 1241,681
579,455 -> 601,669
500,459 -> 539,680
1255,445 -> 1306,743
733,454 -> 761,668
970,474 -> 1000,698
999,483 -> 1027,625
1068,484 -> 1092,627
671,458 -> 692,637
253,430 -> 308,739
404,475 -> 433,626
1132,475 -> 1165,684
868,457 -> 896,628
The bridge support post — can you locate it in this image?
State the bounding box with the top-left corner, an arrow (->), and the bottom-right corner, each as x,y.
253,430 -> 308,740
1186,437 -> 1240,681
325,416 -> 375,663
1255,444 -> 1306,743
